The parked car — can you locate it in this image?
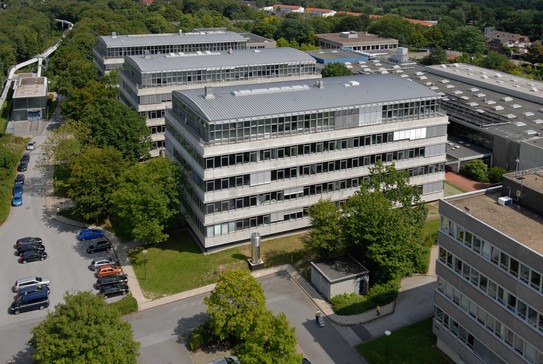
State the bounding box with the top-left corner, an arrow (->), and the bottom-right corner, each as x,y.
78,229 -> 104,240
17,242 -> 45,255
13,276 -> 51,292
17,161 -> 28,172
13,182 -> 23,198
26,141 -> 35,150
16,237 -> 43,246
16,285 -> 50,297
96,274 -> 128,288
87,240 -> 111,254
96,265 -> 122,278
205,357 -> 240,364
15,174 -> 25,185
99,283 -> 129,298
11,196 -> 22,207
19,250 -> 48,264
9,290 -> 49,315
20,153 -> 30,163
90,257 -> 116,270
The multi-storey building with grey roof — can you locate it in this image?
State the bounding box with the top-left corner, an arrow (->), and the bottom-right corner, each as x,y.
93,30 -> 250,75
435,169 -> 543,364
118,47 -> 319,155
165,74 -> 448,249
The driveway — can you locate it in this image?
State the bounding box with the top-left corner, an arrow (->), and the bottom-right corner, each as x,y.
126,272 -> 366,364
0,135 -> 102,362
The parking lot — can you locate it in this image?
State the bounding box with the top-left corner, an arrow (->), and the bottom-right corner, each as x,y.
0,135 -> 114,361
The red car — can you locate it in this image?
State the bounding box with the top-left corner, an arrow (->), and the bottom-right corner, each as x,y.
96,265 -> 122,278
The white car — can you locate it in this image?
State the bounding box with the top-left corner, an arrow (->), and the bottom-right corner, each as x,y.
26,141 -> 36,150
13,276 -> 51,292
90,257 -> 116,271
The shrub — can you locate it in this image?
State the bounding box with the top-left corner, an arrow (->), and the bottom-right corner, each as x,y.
367,280 -> 401,307
488,167 -> 508,183
190,321 -> 218,351
0,149 -> 19,169
460,160 -> 489,182
109,293 -> 138,315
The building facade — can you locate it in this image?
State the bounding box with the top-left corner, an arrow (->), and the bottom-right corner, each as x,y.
10,74 -> 47,122
118,47 -> 319,155
93,30 -> 250,74
434,170 -> 543,364
316,31 -> 398,52
165,74 -> 448,249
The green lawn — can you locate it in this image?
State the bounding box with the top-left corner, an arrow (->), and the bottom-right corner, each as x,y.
0,135 -> 27,225
128,231 -> 314,299
357,318 -> 452,364
444,181 -> 467,195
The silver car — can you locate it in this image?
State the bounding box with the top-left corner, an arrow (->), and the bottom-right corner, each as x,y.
90,257 -> 116,271
13,276 -> 51,292
205,357 -> 240,364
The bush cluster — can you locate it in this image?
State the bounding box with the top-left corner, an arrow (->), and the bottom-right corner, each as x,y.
110,293 -> 138,315
459,160 -> 509,184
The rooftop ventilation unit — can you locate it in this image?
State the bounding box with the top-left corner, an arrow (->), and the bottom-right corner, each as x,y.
111,31 -> 117,38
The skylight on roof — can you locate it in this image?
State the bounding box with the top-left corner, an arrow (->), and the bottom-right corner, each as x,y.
523,112 -> 534,117
533,119 -> 543,124
494,105 -> 504,110
524,129 -> 537,135
502,96 -> 513,102
511,104 -> 522,109
486,100 -> 496,105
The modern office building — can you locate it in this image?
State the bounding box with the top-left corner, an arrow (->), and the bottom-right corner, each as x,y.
165,74 -> 448,249
434,169 -> 543,363
93,30 -> 250,74
316,31 -> 398,52
119,47 -> 319,155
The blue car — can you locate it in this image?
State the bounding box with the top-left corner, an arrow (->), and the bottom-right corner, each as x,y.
13,183 -> 23,198
12,196 -> 23,207
78,229 -> 104,240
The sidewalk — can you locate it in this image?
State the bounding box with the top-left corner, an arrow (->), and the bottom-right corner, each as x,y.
446,171 -> 491,192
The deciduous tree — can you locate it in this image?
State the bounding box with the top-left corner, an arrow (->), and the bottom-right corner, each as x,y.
29,291 -> 140,363
203,269 -> 267,342
68,147 -> 129,221
306,199 -> 343,259
321,62 -> 353,77
448,26 -> 488,54
110,157 -> 184,244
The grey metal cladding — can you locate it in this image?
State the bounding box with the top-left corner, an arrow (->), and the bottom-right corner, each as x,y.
173,74 -> 440,122
98,31 -> 247,47
126,48 -> 316,73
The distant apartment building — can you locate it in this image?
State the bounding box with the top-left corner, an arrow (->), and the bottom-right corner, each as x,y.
316,31 -> 398,52
435,169 -> 543,363
93,30 -> 250,75
118,47 -> 319,155
165,74 -> 448,249
485,30 -> 531,55
270,4 -> 304,15
305,7 -> 336,17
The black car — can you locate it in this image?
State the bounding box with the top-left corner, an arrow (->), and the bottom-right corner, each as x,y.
17,242 -> 45,255
96,274 -> 128,289
17,161 -> 28,172
16,237 -> 43,246
15,174 -> 25,185
87,240 -> 111,254
20,153 -> 30,163
19,250 -> 48,264
99,283 -> 129,298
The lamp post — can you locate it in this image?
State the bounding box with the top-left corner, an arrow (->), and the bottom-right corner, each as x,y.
142,250 -> 148,280
385,330 -> 391,363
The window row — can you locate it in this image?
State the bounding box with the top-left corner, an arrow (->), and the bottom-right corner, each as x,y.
435,307 -> 508,364
135,63 -> 316,88
441,217 -> 543,295
437,283 -> 541,363
439,248 -> 543,333
144,110 -> 165,120
202,151 -> 434,193
203,132 -> 395,170
150,125 -> 165,135
106,42 -> 246,58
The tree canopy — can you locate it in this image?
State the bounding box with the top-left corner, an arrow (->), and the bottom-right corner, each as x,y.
29,291 -> 140,363
321,62 -> 353,77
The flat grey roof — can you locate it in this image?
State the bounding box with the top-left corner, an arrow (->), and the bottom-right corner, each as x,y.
126,48 -> 315,73
308,50 -> 367,60
446,136 -> 492,161
348,61 -> 543,143
312,257 -> 368,281
98,31 -> 248,48
447,190 -> 543,255
173,74 -> 440,122
13,76 -> 47,98
316,32 -> 398,46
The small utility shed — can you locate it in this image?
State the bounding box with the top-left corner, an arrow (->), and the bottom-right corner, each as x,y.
311,256 -> 369,300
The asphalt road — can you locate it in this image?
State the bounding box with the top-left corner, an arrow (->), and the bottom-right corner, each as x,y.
126,272 -> 365,364
0,135 -> 104,363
